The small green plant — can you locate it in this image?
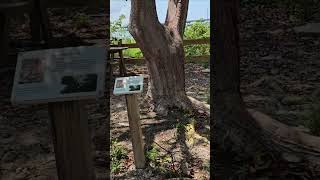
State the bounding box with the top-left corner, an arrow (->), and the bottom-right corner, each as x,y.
176,122 -> 186,131
73,13 -> 90,28
111,139 -> 128,173
146,145 -> 161,167
304,103 -> 320,136
146,144 -> 178,177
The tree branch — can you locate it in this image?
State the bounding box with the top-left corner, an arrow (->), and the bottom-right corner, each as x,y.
164,0 -> 189,36
129,0 -> 160,26
128,0 -> 163,36
128,0 -> 167,54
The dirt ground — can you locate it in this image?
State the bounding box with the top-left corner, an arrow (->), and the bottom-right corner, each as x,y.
110,64 -> 210,179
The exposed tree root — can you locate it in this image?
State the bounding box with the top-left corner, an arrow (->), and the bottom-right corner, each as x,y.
248,109 -> 320,166
188,96 -> 210,115
143,91 -> 210,118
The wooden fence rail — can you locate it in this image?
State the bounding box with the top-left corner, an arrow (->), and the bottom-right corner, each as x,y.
118,38 -> 210,64
121,38 -> 210,48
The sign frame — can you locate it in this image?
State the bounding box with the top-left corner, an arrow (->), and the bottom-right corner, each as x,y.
11,45 -> 106,105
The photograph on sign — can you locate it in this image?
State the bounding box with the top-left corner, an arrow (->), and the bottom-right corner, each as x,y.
113,76 -> 144,95
60,74 -> 98,94
19,58 -> 44,84
11,46 -> 106,104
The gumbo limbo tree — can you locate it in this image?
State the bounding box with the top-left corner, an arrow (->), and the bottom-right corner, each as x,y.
213,0 -> 320,168
128,0 -> 207,115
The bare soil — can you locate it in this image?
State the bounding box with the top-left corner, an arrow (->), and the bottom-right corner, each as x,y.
110,64 -> 210,180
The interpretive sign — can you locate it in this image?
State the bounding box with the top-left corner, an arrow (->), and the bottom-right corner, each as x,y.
113,76 -> 144,95
113,75 -> 146,168
11,46 -> 106,104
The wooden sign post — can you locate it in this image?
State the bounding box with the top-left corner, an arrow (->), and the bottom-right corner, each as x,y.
125,94 -> 146,168
11,46 -> 106,180
114,76 -> 146,169
49,101 -> 95,180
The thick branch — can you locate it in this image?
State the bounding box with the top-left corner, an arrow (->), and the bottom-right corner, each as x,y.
129,0 -> 160,27
128,0 -> 162,37
164,0 -> 189,36
128,0 -> 167,56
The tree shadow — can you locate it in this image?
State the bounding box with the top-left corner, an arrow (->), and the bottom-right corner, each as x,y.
113,108 -> 208,178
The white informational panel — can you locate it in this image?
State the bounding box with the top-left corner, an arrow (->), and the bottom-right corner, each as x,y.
11,46 -> 106,105
113,76 -> 144,95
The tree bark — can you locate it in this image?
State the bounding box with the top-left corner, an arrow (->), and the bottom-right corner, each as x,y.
213,0 -> 320,167
128,0 -> 190,115
212,0 -> 267,155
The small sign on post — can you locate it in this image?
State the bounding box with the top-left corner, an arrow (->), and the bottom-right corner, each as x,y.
11,46 -> 106,180
113,76 -> 146,169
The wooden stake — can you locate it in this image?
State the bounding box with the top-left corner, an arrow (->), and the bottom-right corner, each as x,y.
48,101 -> 95,180
125,94 -> 146,169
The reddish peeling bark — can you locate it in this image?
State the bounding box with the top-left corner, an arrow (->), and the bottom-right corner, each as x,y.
128,0 -> 191,114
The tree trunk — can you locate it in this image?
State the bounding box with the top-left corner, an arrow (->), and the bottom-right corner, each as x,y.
213,0 -> 320,168
212,0 -> 268,155
128,0 -> 191,114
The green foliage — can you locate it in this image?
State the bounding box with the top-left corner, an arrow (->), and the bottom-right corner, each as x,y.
73,13 -> 90,28
146,144 -> 176,177
304,103 -> 320,136
110,15 -> 144,58
124,48 -> 143,58
110,14 -> 128,40
111,15 -> 210,59
184,20 -> 210,57
146,145 -> 161,167
111,139 -> 128,173
184,20 -> 210,39
176,122 -> 186,131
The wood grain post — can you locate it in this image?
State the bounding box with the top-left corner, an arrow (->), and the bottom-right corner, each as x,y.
125,94 -> 146,169
48,101 -> 95,180
119,50 -> 126,76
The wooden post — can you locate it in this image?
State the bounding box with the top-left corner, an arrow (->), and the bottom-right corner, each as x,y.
125,94 -> 146,169
119,50 -> 127,76
30,1 -> 41,42
118,40 -> 127,76
38,0 -> 52,47
48,101 -> 95,180
0,12 -> 9,66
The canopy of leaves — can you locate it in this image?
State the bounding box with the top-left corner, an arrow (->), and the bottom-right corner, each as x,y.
184,20 -> 210,57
